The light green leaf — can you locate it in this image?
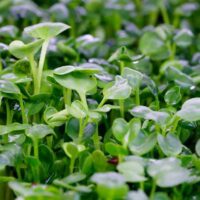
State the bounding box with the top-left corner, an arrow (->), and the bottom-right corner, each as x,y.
174,29 -> 193,48
122,67 -> 143,90
0,80 -> 20,95
69,100 -> 87,119
53,73 -> 97,95
112,118 -> 129,144
130,106 -> 170,125
117,161 -> 146,182
147,157 -> 192,187
165,66 -> 194,88
139,31 -> 169,60
54,65 -> 100,75
9,39 -> 44,58
0,123 -> 29,135
177,98 -> 200,121
103,76 -> 131,100
129,132 -> 157,155
127,190 -> 148,200
24,22 -> 70,39
157,133 -> 182,156
164,86 -> 182,105
26,124 -> 55,140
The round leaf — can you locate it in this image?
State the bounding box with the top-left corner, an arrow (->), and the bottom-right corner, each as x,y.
129,132 -> 157,155
164,86 -> 182,105
24,22 -> 70,39
9,39 -> 44,58
117,161 -> 146,182
112,118 -> 129,143
177,98 -> 200,121
157,133 -> 182,156
103,76 -> 131,100
26,124 -> 55,140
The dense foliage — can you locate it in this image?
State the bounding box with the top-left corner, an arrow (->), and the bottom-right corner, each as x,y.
1,0 -> 200,199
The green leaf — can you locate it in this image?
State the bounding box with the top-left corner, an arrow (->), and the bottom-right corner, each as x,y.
157,133 -> 182,156
195,139 -> 200,157
9,39 -> 44,58
69,100 -> 87,119
103,76 -> 131,100
54,65 -> 99,75
164,86 -> 182,105
53,73 -> 97,95
93,104 -> 119,112
127,190 -> 148,200
105,142 -> 128,156
112,118 -> 129,144
54,172 -> 86,185
26,124 -> 55,140
177,98 -> 200,121
44,107 -> 67,127
108,46 -> 132,62
165,66 -> 194,88
122,67 -> 143,90
62,142 -> 85,159
130,106 -> 170,125
0,144 -> 22,168
117,161 -> 146,182
139,31 -> 169,60
0,123 -> 29,135
91,172 -> 128,200
0,80 -> 20,95
92,150 -> 107,172
143,75 -> 158,97
174,29 -> 193,48
129,132 -> 157,155
147,157 -> 193,187
62,142 -> 78,159
24,22 -> 70,39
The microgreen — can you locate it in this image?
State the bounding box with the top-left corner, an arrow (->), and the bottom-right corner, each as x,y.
1,1 -> 200,200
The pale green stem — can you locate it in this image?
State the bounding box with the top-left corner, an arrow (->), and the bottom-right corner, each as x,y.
135,86 -> 140,106
79,92 -> 88,110
63,88 -> 72,107
28,54 -> 37,95
173,13 -> 180,28
155,95 -> 160,110
33,139 -> 39,159
140,181 -> 144,190
149,10 -> 159,25
19,95 -> 28,124
119,62 -> 125,117
119,100 -> 124,118
78,118 -> 84,143
150,180 -> 157,200
98,97 -> 107,108
160,4 -> 170,24
70,158 -> 75,174
172,116 -> 180,133
47,135 -> 53,149
36,39 -> 49,94
93,122 -> 100,149
16,165 -> 22,180
170,43 -> 176,60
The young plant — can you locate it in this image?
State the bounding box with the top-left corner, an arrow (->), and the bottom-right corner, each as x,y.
24,22 -> 70,94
